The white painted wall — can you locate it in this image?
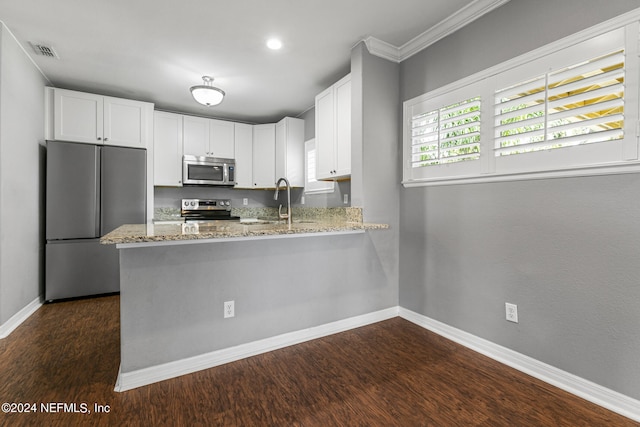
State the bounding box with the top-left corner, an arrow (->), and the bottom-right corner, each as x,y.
0,24 -> 48,326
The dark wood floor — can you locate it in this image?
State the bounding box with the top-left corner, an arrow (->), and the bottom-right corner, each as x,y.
0,296 -> 636,427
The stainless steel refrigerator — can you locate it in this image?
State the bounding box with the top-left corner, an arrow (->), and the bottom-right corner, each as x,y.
45,140 -> 146,301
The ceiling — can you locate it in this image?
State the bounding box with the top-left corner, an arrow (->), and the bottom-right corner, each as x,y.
1,0 -> 507,123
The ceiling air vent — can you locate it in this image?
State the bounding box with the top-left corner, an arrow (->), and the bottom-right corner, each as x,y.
29,42 -> 59,59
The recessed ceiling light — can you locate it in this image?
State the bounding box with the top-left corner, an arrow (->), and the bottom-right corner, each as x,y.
266,38 -> 282,50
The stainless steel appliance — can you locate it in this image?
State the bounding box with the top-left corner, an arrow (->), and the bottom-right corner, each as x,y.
182,155 -> 235,186
181,198 -> 239,221
45,141 -> 146,301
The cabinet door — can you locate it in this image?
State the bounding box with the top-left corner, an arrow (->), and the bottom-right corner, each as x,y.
275,120 -> 286,182
252,124 -> 276,188
234,123 -> 253,188
183,116 -> 210,157
153,111 -> 183,186
333,76 -> 351,178
276,117 -> 305,187
210,119 -> 235,158
103,96 -> 152,148
54,89 -> 103,144
315,86 -> 335,180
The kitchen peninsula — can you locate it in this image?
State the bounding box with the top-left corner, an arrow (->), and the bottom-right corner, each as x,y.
101,210 -> 391,392
102,215 -> 387,246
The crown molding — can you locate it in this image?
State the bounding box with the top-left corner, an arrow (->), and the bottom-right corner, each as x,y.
364,36 -> 402,62
365,0 -> 512,63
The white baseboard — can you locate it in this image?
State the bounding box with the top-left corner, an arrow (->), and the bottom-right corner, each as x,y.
114,304 -> 640,423
115,307 -> 399,392
399,307 -> 640,423
0,297 -> 42,339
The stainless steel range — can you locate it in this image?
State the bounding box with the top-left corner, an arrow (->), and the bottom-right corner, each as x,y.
181,198 -> 240,222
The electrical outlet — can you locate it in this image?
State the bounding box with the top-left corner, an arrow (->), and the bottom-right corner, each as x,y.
243,198 -> 248,206
224,301 -> 235,318
343,194 -> 349,204
301,196 -> 305,205
505,302 -> 518,323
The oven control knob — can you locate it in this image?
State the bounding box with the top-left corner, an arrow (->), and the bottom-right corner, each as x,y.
190,201 -> 196,206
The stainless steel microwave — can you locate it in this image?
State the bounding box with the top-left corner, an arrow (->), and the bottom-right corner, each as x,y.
182,155 -> 236,186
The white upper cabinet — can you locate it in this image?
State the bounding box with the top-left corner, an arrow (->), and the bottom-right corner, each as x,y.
210,119 -> 235,158
103,96 -> 153,148
234,119 -> 303,189
315,73 -> 351,180
183,116 -> 235,158
153,111 -> 183,187
275,117 -> 305,188
315,87 -> 335,179
252,124 -> 276,188
333,76 -> 352,178
47,87 -> 152,148
52,90 -> 103,144
182,116 -> 209,157
234,123 -> 254,189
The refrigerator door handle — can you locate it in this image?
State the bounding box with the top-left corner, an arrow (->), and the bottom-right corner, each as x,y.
95,147 -> 102,237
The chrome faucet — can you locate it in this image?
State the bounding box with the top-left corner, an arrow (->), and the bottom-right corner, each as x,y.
274,177 -> 292,226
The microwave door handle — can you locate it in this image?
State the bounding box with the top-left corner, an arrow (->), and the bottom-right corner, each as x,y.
223,164 -> 229,183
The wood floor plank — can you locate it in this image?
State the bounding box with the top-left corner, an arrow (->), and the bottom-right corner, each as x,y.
0,295 -> 636,426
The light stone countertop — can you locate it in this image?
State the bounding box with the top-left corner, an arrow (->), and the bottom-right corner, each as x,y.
153,206 -> 365,223
101,218 -> 389,246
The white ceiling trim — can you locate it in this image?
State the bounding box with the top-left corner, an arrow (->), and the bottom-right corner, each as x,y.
365,0 -> 511,63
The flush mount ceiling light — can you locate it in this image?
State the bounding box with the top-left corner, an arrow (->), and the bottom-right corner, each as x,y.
190,76 -> 225,106
266,38 -> 283,50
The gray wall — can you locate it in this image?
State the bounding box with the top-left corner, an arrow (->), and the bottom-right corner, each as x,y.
0,24 -> 48,325
120,233 -> 397,372
351,42 -> 400,305
399,0 -> 640,400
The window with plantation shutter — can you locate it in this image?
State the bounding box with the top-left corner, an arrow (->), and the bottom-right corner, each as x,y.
494,75 -> 546,156
495,50 -> 625,157
411,97 -> 481,167
404,80 -> 487,182
402,20 -> 640,187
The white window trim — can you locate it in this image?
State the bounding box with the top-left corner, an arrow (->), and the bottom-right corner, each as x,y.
402,8 -> 640,188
